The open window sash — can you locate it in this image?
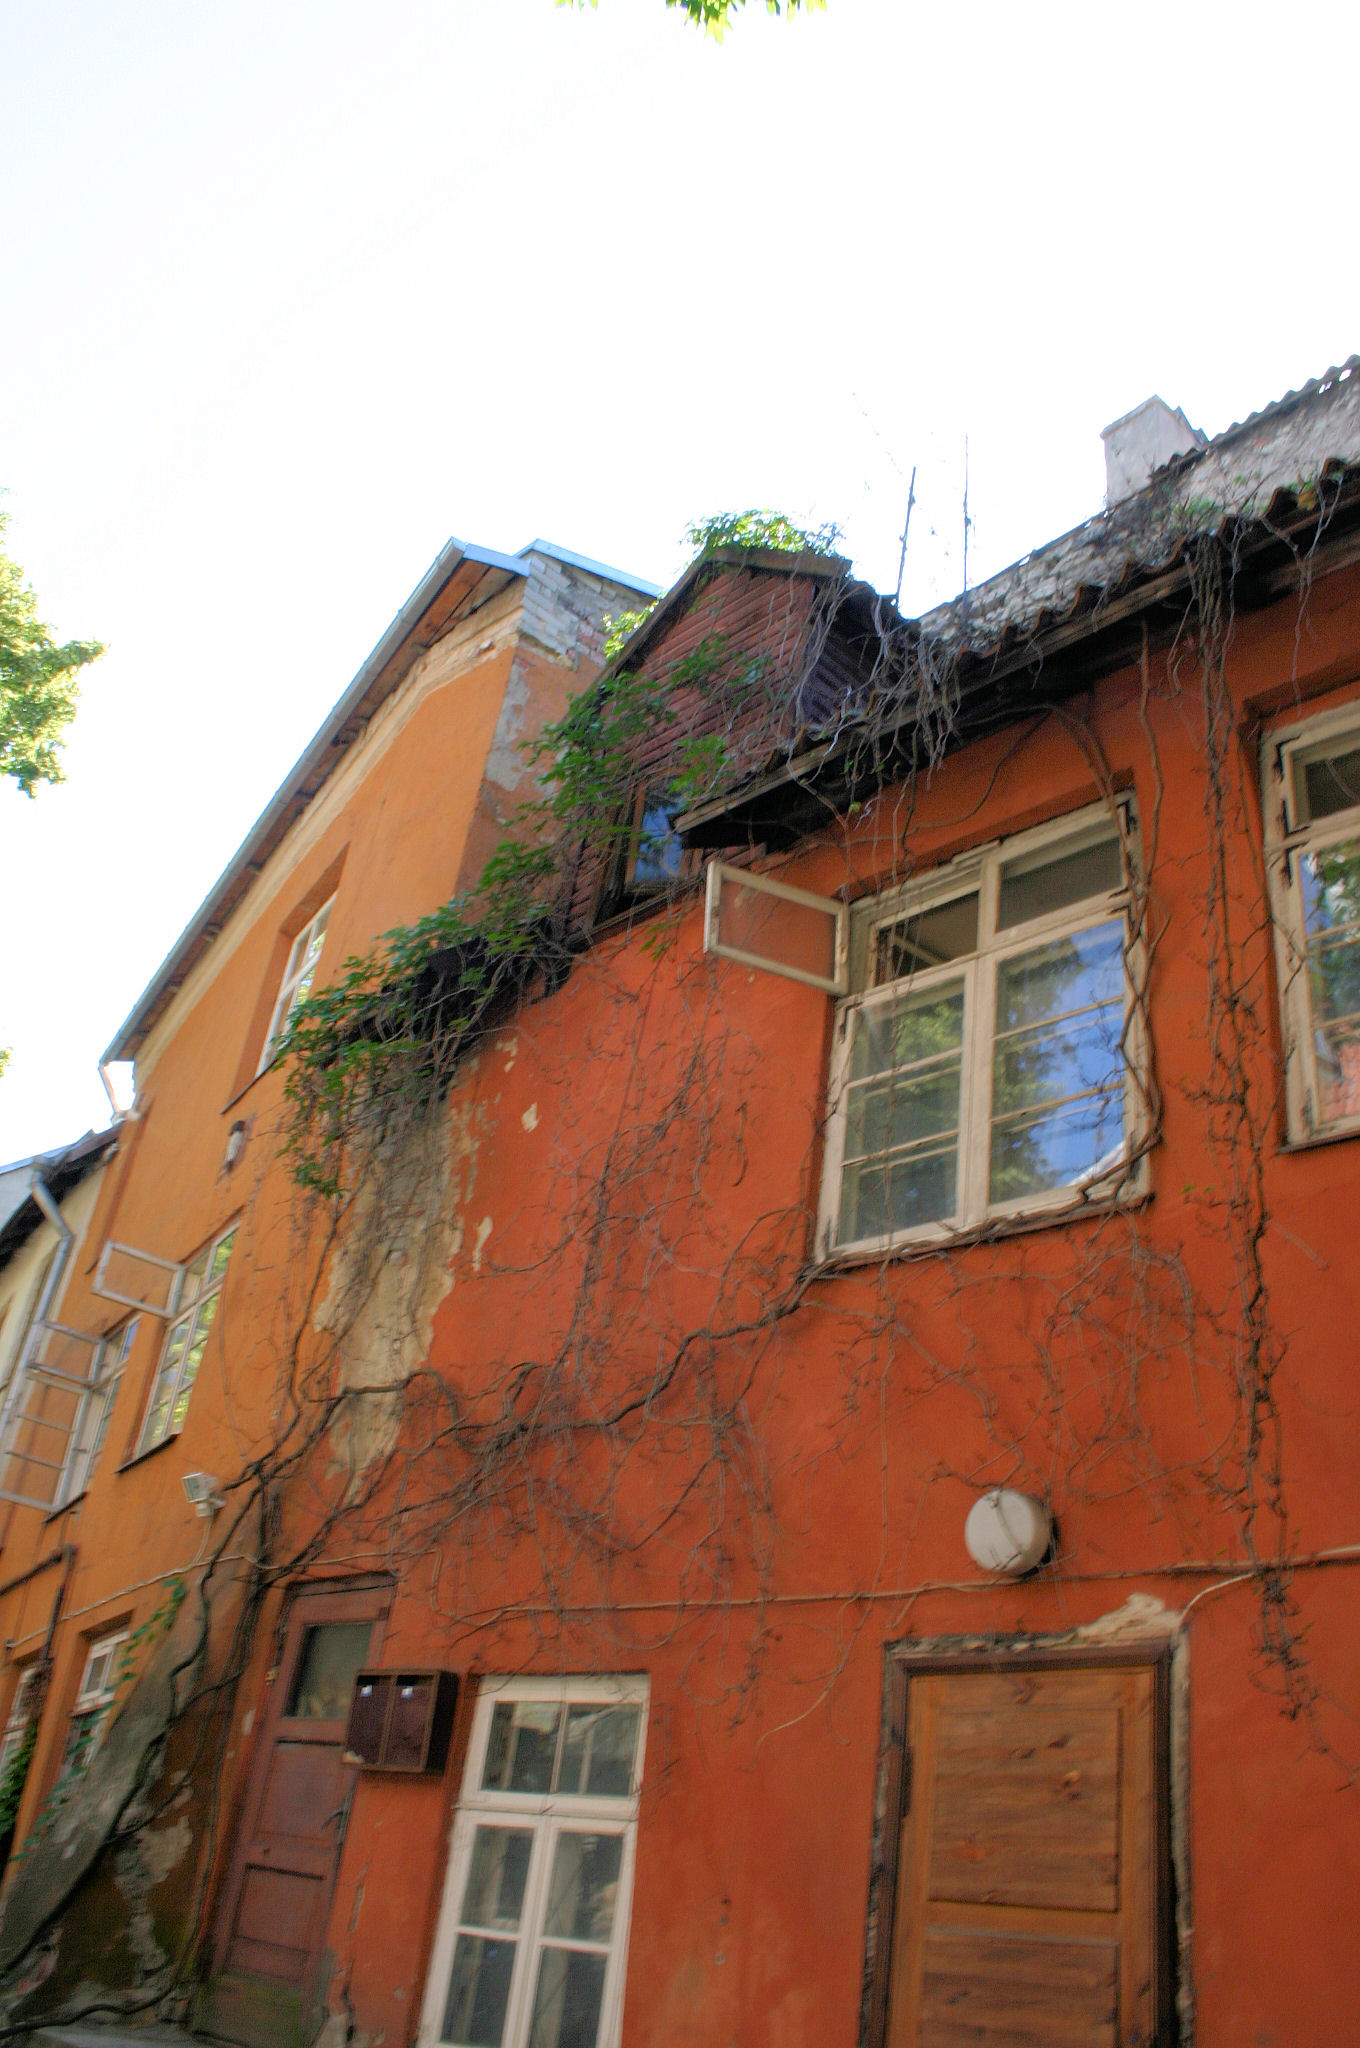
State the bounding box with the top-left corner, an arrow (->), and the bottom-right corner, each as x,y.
0,1322 -> 106,1511
704,860 -> 849,995
93,1239 -> 182,1316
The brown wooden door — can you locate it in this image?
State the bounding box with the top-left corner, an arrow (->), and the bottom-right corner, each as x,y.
885,1663 -> 1168,2048
203,1583 -> 388,2048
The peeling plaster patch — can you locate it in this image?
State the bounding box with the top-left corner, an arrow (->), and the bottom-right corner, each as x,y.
472,1217 -> 494,1272
497,1034 -> 519,1072
242,1708 -> 254,1734
318,1098 -> 495,1478
1073,1593 -> 1175,1642
137,1813 -> 192,1886
485,661 -> 532,793
521,1102 -> 539,1131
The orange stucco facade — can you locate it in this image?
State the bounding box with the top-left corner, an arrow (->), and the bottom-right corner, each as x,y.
2,446 -> 1360,2048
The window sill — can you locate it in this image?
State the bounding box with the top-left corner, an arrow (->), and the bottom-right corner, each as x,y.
1278,1121 -> 1360,1155
116,1432 -> 182,1476
814,1180 -> 1152,1273
221,1059 -> 281,1117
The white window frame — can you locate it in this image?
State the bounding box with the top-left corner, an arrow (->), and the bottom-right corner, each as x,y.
258,894 -> 335,1074
136,1225 -> 236,1455
418,1675 -> 648,2048
1263,702 -> 1360,1144
705,859 -> 850,993
60,1631 -> 128,1776
816,802 -> 1146,1261
63,1317 -> 139,1502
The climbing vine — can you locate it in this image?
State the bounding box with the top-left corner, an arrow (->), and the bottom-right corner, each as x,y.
5,478 -> 1360,2041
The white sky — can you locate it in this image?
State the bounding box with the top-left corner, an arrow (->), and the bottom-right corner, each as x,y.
2,0 -> 1358,1163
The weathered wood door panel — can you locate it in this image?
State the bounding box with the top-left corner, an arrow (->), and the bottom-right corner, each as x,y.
203,1584 -> 387,2048
885,1663 -> 1168,2048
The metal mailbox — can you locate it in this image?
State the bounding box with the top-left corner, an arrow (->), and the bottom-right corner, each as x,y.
344,1669 -> 459,1773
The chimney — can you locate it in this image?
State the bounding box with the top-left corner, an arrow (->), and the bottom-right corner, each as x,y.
1101,396 -> 1205,506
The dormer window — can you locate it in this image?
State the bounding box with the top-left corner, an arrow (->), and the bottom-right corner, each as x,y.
621,786 -> 691,900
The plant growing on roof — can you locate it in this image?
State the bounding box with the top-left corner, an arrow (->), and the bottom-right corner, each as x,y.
558,0 -> 825,42
685,509 -> 841,558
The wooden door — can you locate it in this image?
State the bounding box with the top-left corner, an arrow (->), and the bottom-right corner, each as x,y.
203,1584 -> 387,2048
884,1663 -> 1169,2048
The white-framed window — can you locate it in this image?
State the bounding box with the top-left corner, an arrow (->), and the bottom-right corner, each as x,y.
258,895 -> 335,1073
816,803 -> 1144,1257
60,1631 -> 128,1776
419,1676 -> 648,2048
64,1317 -> 139,1500
0,1666 -> 42,1782
136,1226 -> 236,1454
1264,705 -> 1360,1142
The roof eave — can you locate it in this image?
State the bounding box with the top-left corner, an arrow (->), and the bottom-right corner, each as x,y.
103,538 -> 530,1064
678,469 -> 1360,849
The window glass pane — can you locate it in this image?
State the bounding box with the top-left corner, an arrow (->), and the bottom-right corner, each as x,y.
159,1315 -> 191,1379
996,832 -> 1122,929
839,982 -> 965,1243
81,1645 -> 116,1700
284,923 -> 313,982
990,1088 -> 1126,1204
874,894 -> 978,982
631,796 -> 684,892
442,1933 -> 517,2047
483,1702 -> 561,1794
990,924 -> 1126,1205
1301,743 -> 1360,822
843,1066 -> 961,1165
561,1706 -> 640,1798
526,1947 -> 608,2048
994,923 -> 1123,1035
992,1004 -> 1126,1121
1300,839 -> 1360,1121
463,1826 -> 533,1932
208,1230 -> 236,1286
286,1621 -> 372,1719
849,983 -> 965,1084
183,1244 -> 212,1294
839,1144 -> 957,1243
542,1832 -> 622,1943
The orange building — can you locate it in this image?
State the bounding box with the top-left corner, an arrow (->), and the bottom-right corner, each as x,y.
3,364 -> 1360,2048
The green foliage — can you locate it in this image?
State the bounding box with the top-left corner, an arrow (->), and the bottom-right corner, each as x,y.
0,508 -> 103,796
281,511 -> 818,1187
0,1717 -> 38,1839
684,508 -> 841,559
114,1577 -> 186,1697
603,605 -> 656,662
558,0 -> 824,40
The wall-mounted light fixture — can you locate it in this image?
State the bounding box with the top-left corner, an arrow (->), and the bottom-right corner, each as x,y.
964,1489 -> 1052,1576
182,1472 -> 225,1517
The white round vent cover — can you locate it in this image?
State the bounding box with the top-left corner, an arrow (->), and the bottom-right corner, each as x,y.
964,1489 -> 1052,1576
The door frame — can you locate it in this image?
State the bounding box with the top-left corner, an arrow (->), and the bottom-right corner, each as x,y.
859,1637 -> 1177,2048
205,1575 -> 393,2046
